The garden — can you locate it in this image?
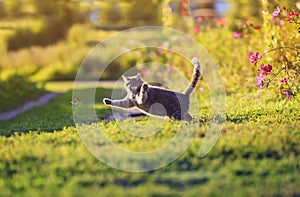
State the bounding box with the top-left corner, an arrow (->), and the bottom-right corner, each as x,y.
0,0 -> 299,196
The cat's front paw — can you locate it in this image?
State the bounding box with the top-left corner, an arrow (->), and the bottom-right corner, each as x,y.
103,98 -> 112,105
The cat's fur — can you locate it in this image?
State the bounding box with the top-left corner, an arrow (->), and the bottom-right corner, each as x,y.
103,57 -> 201,121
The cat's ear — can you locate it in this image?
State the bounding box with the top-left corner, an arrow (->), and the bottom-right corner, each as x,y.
136,73 -> 142,79
122,75 -> 129,82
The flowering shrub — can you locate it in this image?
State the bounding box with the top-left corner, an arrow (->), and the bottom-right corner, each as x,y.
249,52 -> 262,64
131,0 -> 299,100
232,32 -> 243,39
245,1 -> 300,99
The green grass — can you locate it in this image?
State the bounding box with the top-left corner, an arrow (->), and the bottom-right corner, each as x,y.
0,83 -> 299,196
0,86 -> 112,136
0,75 -> 46,113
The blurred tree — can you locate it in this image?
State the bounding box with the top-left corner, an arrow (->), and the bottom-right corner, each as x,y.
127,0 -> 162,23
2,0 -> 22,17
4,0 -> 165,50
0,1 -> 6,18
7,0 -> 86,50
92,0 -> 162,28
99,2 -> 122,24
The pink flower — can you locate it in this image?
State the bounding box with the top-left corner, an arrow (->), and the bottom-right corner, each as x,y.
272,7 -> 280,18
256,73 -> 264,89
280,78 -> 289,83
157,46 -> 164,55
140,70 -> 151,77
243,20 -> 250,28
250,24 -> 261,30
166,67 -> 172,74
258,64 -> 272,75
282,90 -> 291,99
196,16 -> 203,23
279,20 -> 285,27
156,72 -> 162,77
289,10 -> 299,17
232,32 -> 243,39
249,52 -> 262,64
217,18 -> 227,26
287,17 -> 294,23
168,49 -> 174,55
193,27 -> 201,34
287,10 -> 299,23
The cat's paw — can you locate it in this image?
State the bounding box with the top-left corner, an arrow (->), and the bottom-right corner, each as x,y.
103,98 -> 112,105
141,83 -> 148,92
191,57 -> 199,65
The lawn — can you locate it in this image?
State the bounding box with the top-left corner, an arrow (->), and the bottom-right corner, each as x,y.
0,81 -> 299,196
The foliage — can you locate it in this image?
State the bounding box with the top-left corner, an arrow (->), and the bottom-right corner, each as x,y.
138,0 -> 300,99
161,0 -> 193,32
0,2 -> 5,19
245,1 -> 300,99
0,21 -> 157,82
0,74 -> 45,113
4,0 -> 86,50
91,0 -> 163,28
226,0 -> 262,30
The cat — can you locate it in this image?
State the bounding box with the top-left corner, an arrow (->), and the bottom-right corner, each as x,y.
103,57 -> 201,121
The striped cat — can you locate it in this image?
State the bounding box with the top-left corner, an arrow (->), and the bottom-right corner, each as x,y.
103,57 -> 201,121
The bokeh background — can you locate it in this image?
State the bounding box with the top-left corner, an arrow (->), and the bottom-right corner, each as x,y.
0,0 -> 255,112
1,0 -> 298,112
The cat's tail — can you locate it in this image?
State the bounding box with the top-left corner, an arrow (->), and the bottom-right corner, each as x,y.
183,57 -> 201,96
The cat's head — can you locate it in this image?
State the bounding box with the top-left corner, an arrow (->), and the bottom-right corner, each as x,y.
122,73 -> 144,99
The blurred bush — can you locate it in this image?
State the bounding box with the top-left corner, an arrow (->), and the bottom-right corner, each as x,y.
141,0 -> 300,96
0,2 -> 5,19
0,0 -> 166,83
226,0 -> 299,30
92,0 -> 163,28
226,0 -> 262,30
1,0 -> 297,88
5,0 -> 86,50
161,0 -> 193,32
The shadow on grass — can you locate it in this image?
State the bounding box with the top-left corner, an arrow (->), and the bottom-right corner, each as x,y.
225,107 -> 296,124
153,172 -> 209,189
